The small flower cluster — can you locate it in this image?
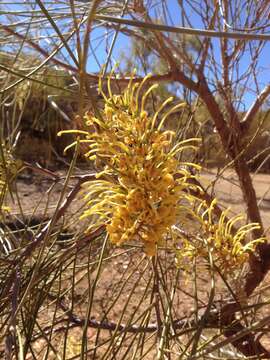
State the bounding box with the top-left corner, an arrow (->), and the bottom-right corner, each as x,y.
175,199 -> 265,275
62,72 -> 200,256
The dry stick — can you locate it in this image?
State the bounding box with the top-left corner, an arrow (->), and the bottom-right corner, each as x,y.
22,162 -> 60,181
242,84 -> 270,132
198,5 -> 219,73
30,300 -> 270,356
34,315 -> 161,340
95,14 -> 270,41
31,297 -> 219,341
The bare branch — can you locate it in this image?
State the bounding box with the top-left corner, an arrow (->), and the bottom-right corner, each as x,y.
95,14 -> 270,41
242,84 -> 270,131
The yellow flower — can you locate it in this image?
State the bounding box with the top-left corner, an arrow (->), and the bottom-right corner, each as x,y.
60,70 -> 201,256
175,199 -> 265,276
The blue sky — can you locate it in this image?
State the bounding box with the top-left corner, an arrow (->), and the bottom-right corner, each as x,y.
85,0 -> 270,110
2,0 -> 270,110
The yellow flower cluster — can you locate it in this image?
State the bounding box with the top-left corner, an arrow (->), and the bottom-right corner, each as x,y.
175,199 -> 265,275
59,70 -> 265,272
62,72 -> 200,256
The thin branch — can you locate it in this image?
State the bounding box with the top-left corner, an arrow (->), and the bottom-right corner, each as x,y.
95,14 -> 270,41
242,84 -> 270,131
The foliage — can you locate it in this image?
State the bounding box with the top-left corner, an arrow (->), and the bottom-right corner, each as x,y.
1,1 -> 270,359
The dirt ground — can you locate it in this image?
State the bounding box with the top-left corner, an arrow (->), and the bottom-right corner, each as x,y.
201,168 -> 270,231
3,167 -> 270,358
10,167 -> 270,222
